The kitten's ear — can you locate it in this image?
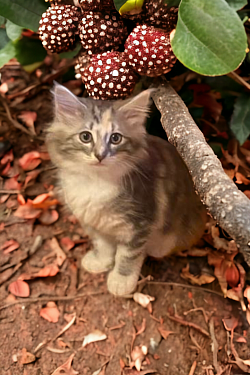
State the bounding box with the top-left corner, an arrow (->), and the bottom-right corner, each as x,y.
115,89 -> 155,126
53,82 -> 86,119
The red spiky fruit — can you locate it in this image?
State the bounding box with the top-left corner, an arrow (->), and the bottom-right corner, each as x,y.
39,5 -> 80,53
78,0 -> 116,11
124,25 -> 176,77
143,0 -> 178,31
78,11 -> 127,55
80,51 -> 138,100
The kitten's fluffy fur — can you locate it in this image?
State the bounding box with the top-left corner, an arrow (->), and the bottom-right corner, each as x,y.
47,83 -> 207,296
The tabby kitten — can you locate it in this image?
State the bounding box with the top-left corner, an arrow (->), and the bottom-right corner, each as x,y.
47,83 -> 207,296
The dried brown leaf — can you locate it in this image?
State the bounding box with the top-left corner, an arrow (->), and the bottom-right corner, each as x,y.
47,237 -> 66,266
19,348 -> 36,365
157,326 -> 174,340
60,237 -> 75,251
1,239 -> 19,254
18,264 -> 59,280
19,151 -> 41,171
51,353 -> 78,375
181,263 -> 215,285
8,280 -> 30,297
82,330 -> 107,347
133,292 -> 155,308
40,301 -> 60,323
39,209 -> 59,225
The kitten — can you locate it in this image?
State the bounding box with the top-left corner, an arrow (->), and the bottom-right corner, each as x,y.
47,83 -> 207,296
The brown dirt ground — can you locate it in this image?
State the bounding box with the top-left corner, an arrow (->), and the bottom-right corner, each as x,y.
0,64 -> 250,375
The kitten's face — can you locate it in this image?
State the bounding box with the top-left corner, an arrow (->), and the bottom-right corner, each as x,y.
47,84 -> 153,174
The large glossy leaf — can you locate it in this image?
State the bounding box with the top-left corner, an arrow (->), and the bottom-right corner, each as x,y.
113,0 -> 128,10
171,0 -> 247,76
0,0 -> 48,32
225,0 -> 247,10
0,28 -> 9,49
14,37 -> 46,65
0,41 -> 16,68
6,20 -> 23,41
230,94 -> 250,145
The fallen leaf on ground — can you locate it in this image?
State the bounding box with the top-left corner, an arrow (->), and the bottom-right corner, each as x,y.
4,176 -> 21,190
47,237 -> 66,266
1,162 -> 11,176
18,111 -> 37,134
14,201 -> 42,219
236,336 -> 247,343
51,353 -> 78,375
208,251 -> 240,296
24,169 -> 42,188
1,239 -> 19,254
39,209 -> 59,225
131,345 -> 148,371
82,330 -> 107,348
19,348 -> 36,365
158,326 -> 174,340
181,263 -> 215,285
19,151 -> 41,171
19,264 -> 59,280
60,237 -> 75,251
40,301 -> 60,323
0,194 -> 9,203
8,280 -> 30,297
133,293 -> 155,309
135,318 -> 146,336
32,193 -> 51,205
1,149 -> 14,164
222,316 -> 238,332
244,286 -> 250,304
17,194 -> 26,205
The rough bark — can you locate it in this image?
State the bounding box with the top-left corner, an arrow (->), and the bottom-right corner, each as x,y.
151,80 -> 250,266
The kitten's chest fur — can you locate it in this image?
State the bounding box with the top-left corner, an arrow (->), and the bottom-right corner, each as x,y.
60,171 -> 130,237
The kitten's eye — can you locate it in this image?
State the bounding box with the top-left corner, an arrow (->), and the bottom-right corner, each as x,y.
79,131 -> 92,143
110,133 -> 123,145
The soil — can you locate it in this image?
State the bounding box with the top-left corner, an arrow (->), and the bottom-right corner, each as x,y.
0,63 -> 250,375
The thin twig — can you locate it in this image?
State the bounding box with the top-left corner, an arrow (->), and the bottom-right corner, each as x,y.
0,190 -> 20,194
147,280 -> 224,297
1,100 -> 33,136
166,313 -> 210,337
229,71 -> 250,91
209,318 -> 220,373
52,313 -> 76,341
0,291 -> 105,311
188,360 -> 197,375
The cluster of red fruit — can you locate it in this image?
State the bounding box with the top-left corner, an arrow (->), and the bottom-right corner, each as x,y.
39,0 -> 178,100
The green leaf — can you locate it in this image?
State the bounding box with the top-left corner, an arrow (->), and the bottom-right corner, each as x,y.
230,94 -> 250,145
0,0 -> 48,32
171,0 -> 248,76
6,20 -> 23,41
225,0 -> 247,10
113,0 -> 129,10
0,28 -> 9,48
0,40 -> 16,68
59,43 -> 81,59
0,15 -> 5,25
14,36 -> 46,65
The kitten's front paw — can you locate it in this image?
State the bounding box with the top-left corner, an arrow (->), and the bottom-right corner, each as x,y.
81,250 -> 114,274
107,270 -> 138,296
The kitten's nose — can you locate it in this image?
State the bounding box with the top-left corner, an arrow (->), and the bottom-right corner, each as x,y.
94,152 -> 105,162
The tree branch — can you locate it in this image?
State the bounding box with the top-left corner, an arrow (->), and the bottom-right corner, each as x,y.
151,80 -> 250,265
